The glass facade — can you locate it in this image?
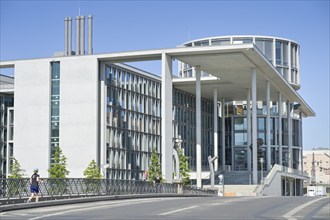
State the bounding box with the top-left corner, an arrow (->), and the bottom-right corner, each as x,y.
0,94 -> 14,178
179,35 -> 300,89
105,65 -> 161,180
173,88 -> 215,171
227,101 -> 302,171
50,62 -> 60,163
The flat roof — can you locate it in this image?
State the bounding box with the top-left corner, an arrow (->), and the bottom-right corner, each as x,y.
0,44 -> 315,117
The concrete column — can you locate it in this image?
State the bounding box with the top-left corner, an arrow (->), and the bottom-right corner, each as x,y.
161,53 -> 173,183
213,88 -> 218,171
287,102 -> 293,168
288,43 -> 292,83
252,68 -> 258,184
247,89 -> 251,171
195,66 -> 202,187
278,93 -> 283,165
222,98 -> 226,170
299,116 -> 303,171
266,81 -> 271,170
272,38 -> 276,66
99,64 -> 106,174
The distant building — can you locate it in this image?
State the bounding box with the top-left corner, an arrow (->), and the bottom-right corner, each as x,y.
303,149 -> 330,185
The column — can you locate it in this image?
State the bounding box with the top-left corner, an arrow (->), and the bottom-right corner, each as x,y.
266,81 -> 271,170
252,68 -> 258,184
213,88 -> 218,171
161,53 -> 173,183
247,89 -> 251,171
287,101 -> 293,168
196,66 -> 202,187
99,64 -> 106,172
299,113 -> 303,171
278,93 -> 283,165
222,98 -> 226,170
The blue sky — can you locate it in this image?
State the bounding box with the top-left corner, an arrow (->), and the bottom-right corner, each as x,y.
0,0 -> 329,149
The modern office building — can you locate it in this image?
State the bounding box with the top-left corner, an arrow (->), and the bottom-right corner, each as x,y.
0,16 -> 315,195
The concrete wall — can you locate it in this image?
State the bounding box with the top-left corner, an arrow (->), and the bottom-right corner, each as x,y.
60,57 -> 99,177
262,172 -> 282,196
14,59 -> 51,178
14,56 -> 99,178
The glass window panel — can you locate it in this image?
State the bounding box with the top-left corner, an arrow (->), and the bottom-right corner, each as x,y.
51,62 -> 60,79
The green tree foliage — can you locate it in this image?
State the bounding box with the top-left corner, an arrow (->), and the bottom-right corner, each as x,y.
8,157 -> 25,178
48,145 -> 69,178
178,148 -> 191,185
148,149 -> 162,182
83,160 -> 103,179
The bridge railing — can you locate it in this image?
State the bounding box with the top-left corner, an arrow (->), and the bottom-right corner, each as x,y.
0,178 -> 217,200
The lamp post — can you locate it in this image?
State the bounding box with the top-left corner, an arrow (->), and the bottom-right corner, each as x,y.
218,174 -> 224,196
101,163 -> 110,179
260,157 -> 264,196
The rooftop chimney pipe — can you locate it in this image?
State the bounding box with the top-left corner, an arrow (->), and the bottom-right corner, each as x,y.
88,15 -> 93,54
64,17 -> 68,56
75,16 -> 80,55
68,17 -> 72,55
80,16 -> 85,55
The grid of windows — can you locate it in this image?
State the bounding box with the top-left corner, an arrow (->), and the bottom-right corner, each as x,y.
50,62 -> 60,163
229,101 -> 301,170
173,88 -> 214,171
0,95 -> 14,178
105,65 -> 161,180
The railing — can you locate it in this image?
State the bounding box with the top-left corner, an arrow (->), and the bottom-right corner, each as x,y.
0,178 -> 217,200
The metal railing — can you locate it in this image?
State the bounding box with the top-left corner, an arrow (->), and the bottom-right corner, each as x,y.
0,178 -> 217,200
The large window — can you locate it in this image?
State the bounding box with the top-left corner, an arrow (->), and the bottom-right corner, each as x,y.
106,65 -> 161,180
50,62 -> 60,164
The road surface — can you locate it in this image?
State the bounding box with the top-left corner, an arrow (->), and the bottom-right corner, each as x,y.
1,196 -> 329,219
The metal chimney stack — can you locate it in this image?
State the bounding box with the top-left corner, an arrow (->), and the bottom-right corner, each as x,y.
71,15 -> 93,55
64,17 -> 68,55
80,16 -> 85,55
64,17 -> 72,56
88,15 -> 93,54
68,17 -> 72,55
75,16 -> 80,55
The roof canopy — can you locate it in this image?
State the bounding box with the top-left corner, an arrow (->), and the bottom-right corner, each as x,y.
0,44 -> 315,117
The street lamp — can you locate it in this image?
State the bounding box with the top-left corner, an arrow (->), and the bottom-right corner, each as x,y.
218,174 -> 224,196
101,163 -> 110,179
260,157 -> 264,196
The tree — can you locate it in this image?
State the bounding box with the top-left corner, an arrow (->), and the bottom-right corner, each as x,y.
8,157 -> 25,178
83,160 -> 103,179
48,145 -> 69,178
178,148 -> 191,185
148,149 -> 162,182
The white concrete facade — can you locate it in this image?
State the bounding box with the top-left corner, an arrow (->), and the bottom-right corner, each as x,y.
12,57 -> 99,178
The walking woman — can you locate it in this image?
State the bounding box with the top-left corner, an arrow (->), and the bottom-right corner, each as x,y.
27,168 -> 40,202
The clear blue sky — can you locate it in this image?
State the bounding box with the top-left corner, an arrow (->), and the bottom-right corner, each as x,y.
1,0 -> 329,150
